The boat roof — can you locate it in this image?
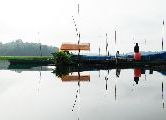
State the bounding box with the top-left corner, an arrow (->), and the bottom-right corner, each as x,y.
60,43 -> 90,51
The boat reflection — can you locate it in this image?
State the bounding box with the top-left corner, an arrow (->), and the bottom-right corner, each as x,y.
53,65 -> 166,111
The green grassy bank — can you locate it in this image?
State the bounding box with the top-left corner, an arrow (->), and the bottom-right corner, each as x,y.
0,56 -> 54,65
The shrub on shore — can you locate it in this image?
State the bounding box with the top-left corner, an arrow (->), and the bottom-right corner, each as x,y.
52,51 -> 72,65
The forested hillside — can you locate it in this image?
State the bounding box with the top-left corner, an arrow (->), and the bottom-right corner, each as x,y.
0,39 -> 59,56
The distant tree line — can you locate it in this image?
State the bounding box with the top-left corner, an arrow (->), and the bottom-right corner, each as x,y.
0,39 -> 59,56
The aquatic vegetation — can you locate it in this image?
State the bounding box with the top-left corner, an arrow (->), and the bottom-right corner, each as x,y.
52,66 -> 70,78
52,51 -> 73,65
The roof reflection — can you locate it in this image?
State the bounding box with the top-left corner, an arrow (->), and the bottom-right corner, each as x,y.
61,75 -> 90,82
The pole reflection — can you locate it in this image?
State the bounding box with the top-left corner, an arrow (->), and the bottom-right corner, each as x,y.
162,81 -> 165,109
53,65 -> 166,119
115,68 -> 121,101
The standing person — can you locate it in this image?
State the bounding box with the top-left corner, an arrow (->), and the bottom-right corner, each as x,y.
116,51 -> 120,59
134,43 -> 141,61
134,43 -> 139,53
115,51 -> 119,64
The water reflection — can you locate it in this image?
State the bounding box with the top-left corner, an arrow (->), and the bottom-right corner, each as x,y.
0,63 -> 166,120
54,65 -> 166,112
61,74 -> 90,82
134,68 -> 141,84
115,68 -> 121,101
162,82 -> 164,109
116,68 -> 121,77
37,66 -> 42,95
104,70 -> 109,93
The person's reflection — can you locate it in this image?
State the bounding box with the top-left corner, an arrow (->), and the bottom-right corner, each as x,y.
105,76 -> 108,91
116,68 -> 121,78
141,69 -> 145,74
149,69 -> 153,74
134,68 -> 141,84
134,77 -> 139,84
98,70 -> 100,78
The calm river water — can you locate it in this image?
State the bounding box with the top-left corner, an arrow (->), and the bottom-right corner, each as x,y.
0,65 -> 166,120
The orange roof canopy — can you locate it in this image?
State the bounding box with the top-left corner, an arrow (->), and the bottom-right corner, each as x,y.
60,43 -> 90,51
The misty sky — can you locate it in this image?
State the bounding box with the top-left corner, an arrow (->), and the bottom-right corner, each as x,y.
0,0 -> 165,54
